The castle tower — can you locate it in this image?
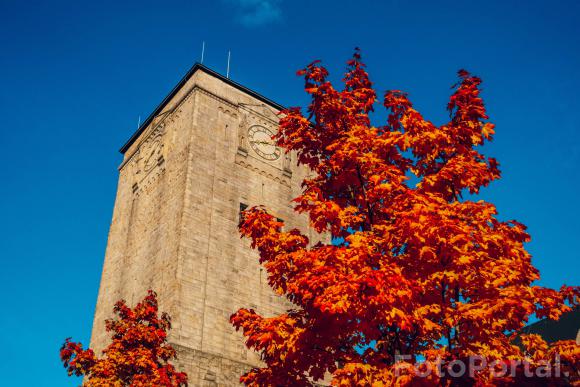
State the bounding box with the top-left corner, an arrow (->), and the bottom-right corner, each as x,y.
90,64 -> 320,385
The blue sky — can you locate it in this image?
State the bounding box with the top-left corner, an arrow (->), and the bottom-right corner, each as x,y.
0,0 -> 578,385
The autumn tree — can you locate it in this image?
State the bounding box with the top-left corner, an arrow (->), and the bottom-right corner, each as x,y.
60,290 -> 187,386
231,50 -> 580,385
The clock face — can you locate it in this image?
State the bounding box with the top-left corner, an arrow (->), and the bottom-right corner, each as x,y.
143,139 -> 162,172
248,125 -> 281,161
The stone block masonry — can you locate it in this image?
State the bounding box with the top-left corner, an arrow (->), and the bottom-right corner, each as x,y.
90,64 -> 327,386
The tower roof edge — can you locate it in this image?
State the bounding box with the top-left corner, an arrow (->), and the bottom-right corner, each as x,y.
119,63 -> 285,154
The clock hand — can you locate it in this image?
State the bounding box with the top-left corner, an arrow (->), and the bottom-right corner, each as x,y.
250,140 -> 274,146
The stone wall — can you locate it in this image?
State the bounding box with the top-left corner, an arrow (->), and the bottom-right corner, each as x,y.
90,68 -> 324,385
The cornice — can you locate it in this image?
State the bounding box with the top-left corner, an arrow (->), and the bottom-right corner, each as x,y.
119,63 -> 285,154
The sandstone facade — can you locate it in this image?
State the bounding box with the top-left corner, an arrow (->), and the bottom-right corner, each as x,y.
90,65 -> 323,386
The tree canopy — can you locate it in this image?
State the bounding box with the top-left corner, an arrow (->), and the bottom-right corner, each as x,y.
231,50 -> 579,385
60,290 -> 187,386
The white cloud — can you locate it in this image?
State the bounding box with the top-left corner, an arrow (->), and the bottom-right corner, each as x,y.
226,0 -> 282,27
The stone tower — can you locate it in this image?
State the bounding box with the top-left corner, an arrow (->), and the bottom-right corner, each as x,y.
90,64 -> 320,385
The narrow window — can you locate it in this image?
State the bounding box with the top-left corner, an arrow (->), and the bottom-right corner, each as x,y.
239,202 -> 248,223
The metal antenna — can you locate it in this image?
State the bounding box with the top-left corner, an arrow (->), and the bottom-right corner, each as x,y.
201,41 -> 205,64
137,115 -> 141,129
226,50 -> 231,78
